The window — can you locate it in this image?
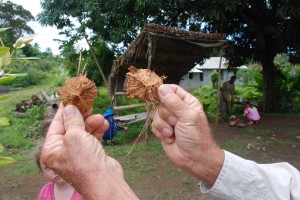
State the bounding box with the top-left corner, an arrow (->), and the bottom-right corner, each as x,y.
188,73 -> 193,79
200,73 -> 203,81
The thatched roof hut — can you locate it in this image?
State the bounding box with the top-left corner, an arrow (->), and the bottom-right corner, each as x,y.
108,23 -> 227,97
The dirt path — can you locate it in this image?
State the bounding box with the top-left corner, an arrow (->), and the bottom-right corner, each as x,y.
0,114 -> 299,199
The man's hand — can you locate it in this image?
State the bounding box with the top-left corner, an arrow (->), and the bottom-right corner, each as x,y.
151,84 -> 224,186
41,104 -> 137,199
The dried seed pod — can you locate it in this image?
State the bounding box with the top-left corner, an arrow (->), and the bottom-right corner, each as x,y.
125,66 -> 166,104
57,74 -> 97,113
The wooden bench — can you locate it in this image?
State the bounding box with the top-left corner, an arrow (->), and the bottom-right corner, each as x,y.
112,92 -> 148,125
115,112 -> 147,125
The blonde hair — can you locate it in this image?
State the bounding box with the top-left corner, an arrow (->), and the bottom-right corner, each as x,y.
35,139 -> 44,172
35,103 -> 59,171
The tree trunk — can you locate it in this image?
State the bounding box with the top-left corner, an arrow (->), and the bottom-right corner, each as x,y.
261,56 -> 280,113
84,34 -> 109,89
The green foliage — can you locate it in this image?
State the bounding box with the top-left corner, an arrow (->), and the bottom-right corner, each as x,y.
0,117 -> 10,126
0,144 -> 16,167
0,1 -> 34,47
192,70 -> 265,121
5,51 -> 64,88
192,86 -> 218,121
0,104 -> 45,149
1,27 -> 39,130
85,41 -> 115,86
269,53 -> 300,112
235,86 -> 262,102
8,67 -> 46,87
210,70 -> 219,88
276,65 -> 300,112
66,41 -> 115,86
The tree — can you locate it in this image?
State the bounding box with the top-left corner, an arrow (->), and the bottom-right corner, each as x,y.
37,0 -> 300,112
0,0 -> 34,47
193,0 -> 300,113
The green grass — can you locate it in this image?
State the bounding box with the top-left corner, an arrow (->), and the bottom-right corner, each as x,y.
104,140 -> 165,184
240,128 -> 274,138
221,138 -> 250,156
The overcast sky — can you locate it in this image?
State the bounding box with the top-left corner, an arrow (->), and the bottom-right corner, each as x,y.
6,0 -> 65,55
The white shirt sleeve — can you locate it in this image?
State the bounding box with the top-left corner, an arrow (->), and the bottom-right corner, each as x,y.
199,150 -> 300,200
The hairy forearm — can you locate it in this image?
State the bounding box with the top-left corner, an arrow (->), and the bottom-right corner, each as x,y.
186,147 -> 224,187
75,170 -> 138,200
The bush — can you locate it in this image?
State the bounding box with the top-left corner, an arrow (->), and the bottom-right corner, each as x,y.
8,68 -> 47,87
192,86 -> 218,121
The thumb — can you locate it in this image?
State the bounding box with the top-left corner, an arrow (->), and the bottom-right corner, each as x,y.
63,105 -> 85,132
157,85 -> 189,118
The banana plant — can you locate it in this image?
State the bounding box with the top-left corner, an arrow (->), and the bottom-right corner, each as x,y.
0,144 -> 16,167
0,28 -> 38,166
0,27 -> 37,127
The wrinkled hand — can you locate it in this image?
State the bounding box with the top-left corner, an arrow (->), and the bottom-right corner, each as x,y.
41,104 -> 128,199
151,84 -> 224,186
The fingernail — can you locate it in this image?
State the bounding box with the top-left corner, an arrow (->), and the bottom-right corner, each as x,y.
167,116 -> 177,126
64,105 -> 76,117
162,128 -> 171,137
159,85 -> 171,97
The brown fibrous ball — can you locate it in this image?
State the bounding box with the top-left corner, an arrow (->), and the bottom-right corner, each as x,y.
57,74 -> 97,113
125,66 -> 166,104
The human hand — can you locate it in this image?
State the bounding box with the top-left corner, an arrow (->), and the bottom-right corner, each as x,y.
83,108 -> 109,140
151,84 -> 224,186
41,104 -> 138,199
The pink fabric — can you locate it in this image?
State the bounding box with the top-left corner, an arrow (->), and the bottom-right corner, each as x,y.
38,182 -> 84,200
244,106 -> 260,121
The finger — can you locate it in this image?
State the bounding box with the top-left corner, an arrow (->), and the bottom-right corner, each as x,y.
85,114 -> 108,133
158,84 -> 202,119
63,105 -> 85,132
152,124 -> 175,144
152,110 -> 175,144
160,84 -> 203,109
85,114 -> 109,140
157,104 -> 178,127
46,103 -> 65,138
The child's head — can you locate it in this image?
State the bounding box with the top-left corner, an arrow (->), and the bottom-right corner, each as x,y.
245,101 -> 252,108
35,140 -> 66,185
103,109 -> 115,118
36,102 -> 66,184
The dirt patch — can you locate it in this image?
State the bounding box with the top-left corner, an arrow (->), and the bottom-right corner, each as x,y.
0,114 -> 299,200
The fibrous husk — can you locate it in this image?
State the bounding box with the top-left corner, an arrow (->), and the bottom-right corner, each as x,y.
125,66 -> 166,104
125,66 -> 166,155
57,74 -> 97,113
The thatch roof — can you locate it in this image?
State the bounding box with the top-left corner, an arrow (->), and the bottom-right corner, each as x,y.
108,23 -> 227,96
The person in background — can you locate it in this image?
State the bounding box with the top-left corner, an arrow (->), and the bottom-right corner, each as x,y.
243,101 -> 260,124
36,141 -> 84,200
40,85 -> 300,200
102,109 -> 127,145
220,75 -> 236,122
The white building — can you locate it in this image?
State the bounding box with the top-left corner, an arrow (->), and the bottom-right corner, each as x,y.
179,57 -> 247,90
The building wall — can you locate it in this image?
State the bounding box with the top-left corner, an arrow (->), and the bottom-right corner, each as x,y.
179,70 -> 243,90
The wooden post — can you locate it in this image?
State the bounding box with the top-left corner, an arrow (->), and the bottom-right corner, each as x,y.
215,54 -> 223,127
145,34 -> 154,142
147,33 -> 153,70
84,34 -> 109,89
